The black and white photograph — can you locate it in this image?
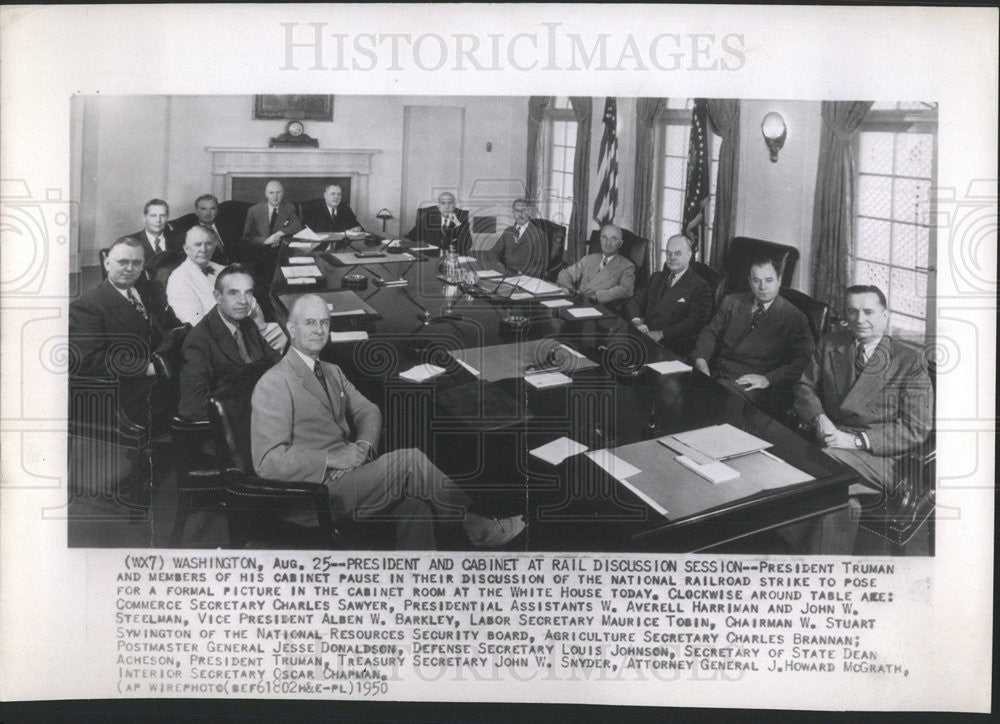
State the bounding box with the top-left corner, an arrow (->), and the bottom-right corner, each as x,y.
1,4 -> 994,715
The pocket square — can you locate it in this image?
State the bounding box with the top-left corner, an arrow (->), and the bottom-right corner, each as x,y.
677,297 -> 686,303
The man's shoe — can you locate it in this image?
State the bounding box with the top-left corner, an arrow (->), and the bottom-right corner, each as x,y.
467,514 -> 526,548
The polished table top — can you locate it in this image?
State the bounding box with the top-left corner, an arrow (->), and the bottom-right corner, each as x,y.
268,236 -> 855,552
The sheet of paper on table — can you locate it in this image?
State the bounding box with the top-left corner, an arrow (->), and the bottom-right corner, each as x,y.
541,298 -> 573,308
476,269 -> 501,279
328,331 -> 369,343
530,436 -> 589,465
671,423 -> 772,460
675,454 -> 740,484
327,307 -> 366,317
566,307 -> 603,319
585,449 -> 642,481
282,264 -> 322,278
525,371 -> 573,389
288,256 -> 314,264
454,359 -> 480,377
286,277 -> 318,285
399,363 -> 446,382
292,226 -> 326,241
509,275 -> 564,295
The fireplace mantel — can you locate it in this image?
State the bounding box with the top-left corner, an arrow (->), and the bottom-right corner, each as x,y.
205,146 -> 380,220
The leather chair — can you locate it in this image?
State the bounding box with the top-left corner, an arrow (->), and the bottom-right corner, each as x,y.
151,323 -> 193,413
207,396 -> 349,549
690,260 -> 727,316
724,236 -> 800,293
587,227 -> 652,288
168,417 -> 225,546
779,288 -> 832,344
534,219 -> 567,281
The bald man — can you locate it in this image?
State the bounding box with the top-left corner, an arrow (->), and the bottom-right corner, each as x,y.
241,179 -> 303,317
406,192 -> 472,254
251,294 -> 526,550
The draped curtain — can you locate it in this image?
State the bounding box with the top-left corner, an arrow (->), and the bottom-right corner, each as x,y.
525,96 -> 553,201
633,98 -> 666,267
566,97 -> 592,264
810,101 -> 873,310
704,99 -> 740,268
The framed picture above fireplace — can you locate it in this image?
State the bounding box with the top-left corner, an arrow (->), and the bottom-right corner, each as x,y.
253,94 -> 334,121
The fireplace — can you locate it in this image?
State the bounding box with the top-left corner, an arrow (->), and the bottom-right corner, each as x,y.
206,146 -> 380,221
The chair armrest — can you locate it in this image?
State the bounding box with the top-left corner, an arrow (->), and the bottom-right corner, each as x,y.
224,473 -> 340,545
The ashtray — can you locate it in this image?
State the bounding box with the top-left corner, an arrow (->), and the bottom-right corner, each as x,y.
342,273 -> 368,290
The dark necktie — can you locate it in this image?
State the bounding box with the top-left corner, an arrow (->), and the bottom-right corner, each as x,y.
233,327 -> 253,364
268,208 -> 278,235
601,256 -> 609,269
128,289 -> 148,320
330,206 -> 337,221
151,235 -> 163,254
201,265 -> 216,276
854,344 -> 867,378
749,302 -> 765,331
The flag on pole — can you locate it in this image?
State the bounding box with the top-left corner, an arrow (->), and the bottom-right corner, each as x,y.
592,97 -> 619,225
682,98 -> 711,259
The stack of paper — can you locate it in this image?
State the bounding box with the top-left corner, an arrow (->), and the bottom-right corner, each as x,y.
529,437 -> 588,465
288,256 -> 314,264
328,331 -> 368,343
510,275 -> 563,295
525,371 -> 573,389
327,306 -> 366,317
282,264 -> 322,278
675,455 -> 740,484
399,364 -> 446,382
289,241 -> 320,251
477,269 -> 502,279
566,307 -> 603,319
672,424 -> 772,460
645,360 -> 692,375
541,298 -> 573,308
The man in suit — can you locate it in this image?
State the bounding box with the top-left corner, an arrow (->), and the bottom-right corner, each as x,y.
795,284 -> 932,488
301,183 -> 363,234
69,237 -> 182,427
628,234 -> 713,357
192,194 -> 241,265
241,179 -> 303,318
785,284 -> 933,554
117,198 -> 183,262
166,226 -> 286,351
692,256 -> 814,413
406,192 -> 472,254
486,198 -> 549,279
178,264 -> 282,422
251,294 -> 526,550
557,223 -> 636,305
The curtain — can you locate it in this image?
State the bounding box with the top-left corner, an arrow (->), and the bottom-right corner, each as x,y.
810,101 -> 873,310
525,96 -> 552,201
705,99 -> 740,268
633,98 -> 666,265
566,97 -> 592,264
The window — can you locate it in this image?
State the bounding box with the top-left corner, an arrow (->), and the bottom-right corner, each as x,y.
544,97 -> 577,227
657,98 -> 722,262
854,102 -> 937,336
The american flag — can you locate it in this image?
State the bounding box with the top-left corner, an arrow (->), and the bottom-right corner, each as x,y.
592,97 -> 618,225
682,98 -> 711,259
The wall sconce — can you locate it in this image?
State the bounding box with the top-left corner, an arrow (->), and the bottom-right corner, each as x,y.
761,112 -> 787,163
375,208 -> 395,233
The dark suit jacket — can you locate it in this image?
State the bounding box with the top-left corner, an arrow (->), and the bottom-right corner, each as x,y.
693,292 -> 815,389
628,267 -> 713,357
301,200 -> 361,233
118,228 -> 184,263
794,331 -> 932,456
485,220 -> 549,279
241,201 -> 304,246
406,207 -> 472,254
178,306 -> 282,421
69,278 -> 181,425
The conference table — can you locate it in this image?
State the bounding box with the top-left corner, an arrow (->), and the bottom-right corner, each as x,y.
266,233 -> 857,553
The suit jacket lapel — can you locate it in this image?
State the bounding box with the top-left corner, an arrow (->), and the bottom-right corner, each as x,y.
208,310 -> 245,366
287,350 -> 334,414
841,335 -> 891,411
101,281 -> 147,332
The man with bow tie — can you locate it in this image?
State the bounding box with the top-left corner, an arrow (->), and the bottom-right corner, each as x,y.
177,264 -> 282,422
486,198 -> 549,279
557,223 -> 636,305
692,255 -> 814,413
116,198 -> 183,270
251,295 -> 526,550
69,237 -> 182,428
628,233 -> 713,357
166,226 -> 286,351
405,192 -> 472,254
301,183 -> 364,235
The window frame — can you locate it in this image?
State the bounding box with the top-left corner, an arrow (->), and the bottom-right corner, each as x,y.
853,104 -> 938,338
542,99 -> 578,228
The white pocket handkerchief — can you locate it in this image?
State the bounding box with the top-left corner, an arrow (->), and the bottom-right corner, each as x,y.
677,297 -> 686,303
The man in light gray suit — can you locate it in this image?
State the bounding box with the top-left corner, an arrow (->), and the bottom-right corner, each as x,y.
557,224 -> 636,304
251,294 -> 525,550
